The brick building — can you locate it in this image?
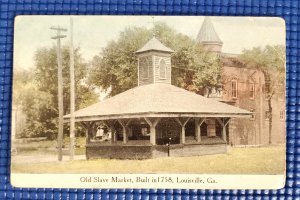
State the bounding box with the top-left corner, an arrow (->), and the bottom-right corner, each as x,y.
197,17 -> 285,146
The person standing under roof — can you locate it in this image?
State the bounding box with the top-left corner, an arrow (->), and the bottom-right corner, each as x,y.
96,126 -> 104,140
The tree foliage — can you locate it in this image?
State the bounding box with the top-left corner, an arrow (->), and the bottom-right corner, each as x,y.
15,46 -> 98,138
239,45 -> 285,102
89,22 -> 222,96
239,45 -> 285,144
89,27 -> 150,96
13,69 -> 53,138
35,46 -> 98,111
13,68 -> 33,106
189,50 -> 222,95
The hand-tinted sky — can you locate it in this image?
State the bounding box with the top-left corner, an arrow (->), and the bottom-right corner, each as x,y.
14,16 -> 285,70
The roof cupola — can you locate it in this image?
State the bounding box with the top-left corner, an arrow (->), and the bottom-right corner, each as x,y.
135,37 -> 174,86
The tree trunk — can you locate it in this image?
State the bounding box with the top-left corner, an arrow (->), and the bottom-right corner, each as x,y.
262,69 -> 272,144
268,99 -> 272,144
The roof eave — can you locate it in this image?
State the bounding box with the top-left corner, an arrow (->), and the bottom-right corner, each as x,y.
135,49 -> 175,54
200,41 -> 223,45
64,112 -> 252,123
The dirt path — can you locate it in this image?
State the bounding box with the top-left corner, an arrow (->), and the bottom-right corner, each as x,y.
11,154 -> 86,164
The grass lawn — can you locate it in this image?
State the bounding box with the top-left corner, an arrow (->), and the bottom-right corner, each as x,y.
13,137 -> 86,156
11,145 -> 285,174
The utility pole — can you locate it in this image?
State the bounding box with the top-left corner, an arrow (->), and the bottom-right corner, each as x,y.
50,26 -> 67,161
69,17 -> 76,160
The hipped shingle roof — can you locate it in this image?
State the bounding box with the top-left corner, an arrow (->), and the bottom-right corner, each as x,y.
135,37 -> 174,54
64,83 -> 251,122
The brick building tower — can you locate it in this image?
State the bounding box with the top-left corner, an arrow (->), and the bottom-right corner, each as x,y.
197,17 -> 223,54
196,17 -> 285,146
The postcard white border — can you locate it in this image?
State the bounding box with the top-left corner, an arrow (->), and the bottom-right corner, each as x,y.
11,174 -> 285,189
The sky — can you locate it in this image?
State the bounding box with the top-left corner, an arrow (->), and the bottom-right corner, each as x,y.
14,16 -> 285,70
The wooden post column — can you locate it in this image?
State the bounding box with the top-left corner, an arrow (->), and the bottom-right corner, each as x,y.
81,121 -> 95,160
81,121 -> 95,145
195,118 -> 205,142
117,119 -> 132,144
144,117 -> 161,145
216,118 -> 230,142
103,120 -> 116,143
175,117 -> 190,144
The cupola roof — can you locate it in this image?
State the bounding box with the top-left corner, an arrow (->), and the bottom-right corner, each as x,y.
135,37 -> 174,54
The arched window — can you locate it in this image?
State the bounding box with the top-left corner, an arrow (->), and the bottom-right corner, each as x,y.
139,57 -> 150,79
143,59 -> 150,79
231,79 -> 238,98
159,59 -> 167,79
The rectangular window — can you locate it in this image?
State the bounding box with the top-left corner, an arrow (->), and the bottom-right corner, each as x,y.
280,110 -> 285,120
250,83 -> 255,99
231,80 -> 238,99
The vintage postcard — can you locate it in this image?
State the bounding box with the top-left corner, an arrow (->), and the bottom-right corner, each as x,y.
11,16 -> 286,189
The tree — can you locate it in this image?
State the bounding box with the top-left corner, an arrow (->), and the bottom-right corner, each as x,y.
239,45 -> 285,144
89,27 -> 151,96
19,85 -> 55,138
17,46 -> 98,138
185,46 -> 222,95
13,68 -> 46,138
13,68 -> 33,106
35,46 -> 98,112
89,22 -> 222,97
